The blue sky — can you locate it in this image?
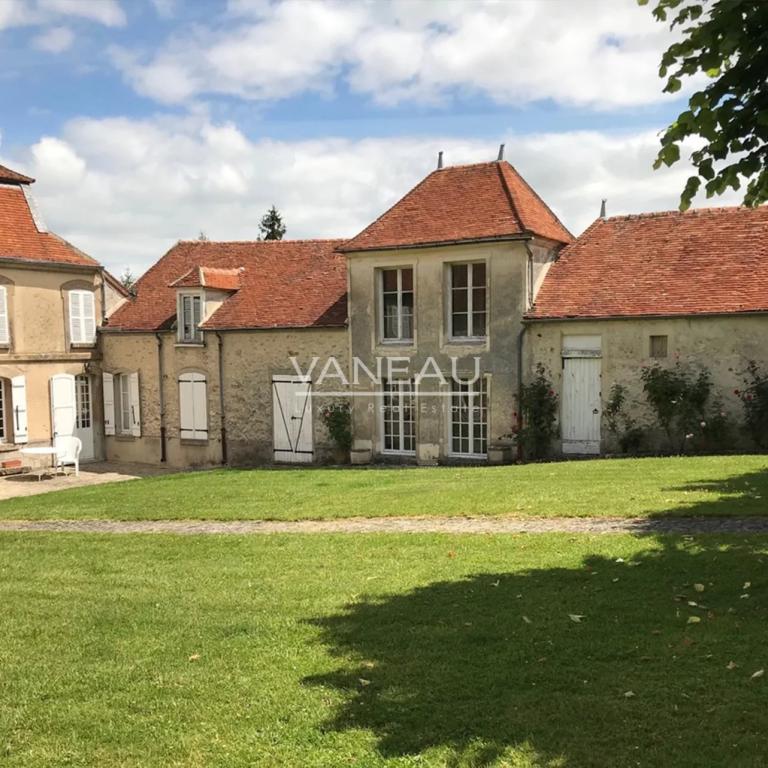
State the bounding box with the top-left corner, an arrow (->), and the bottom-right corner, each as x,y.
0,0 -> 729,275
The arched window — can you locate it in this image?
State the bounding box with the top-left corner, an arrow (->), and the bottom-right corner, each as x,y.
179,372 -> 208,440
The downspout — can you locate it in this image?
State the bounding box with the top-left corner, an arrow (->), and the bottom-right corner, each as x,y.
99,268 -> 107,323
518,242 -> 535,463
155,332 -> 166,463
216,331 -> 227,465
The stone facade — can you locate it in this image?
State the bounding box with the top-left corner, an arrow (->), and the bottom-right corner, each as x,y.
526,314 -> 768,454
346,239 -> 559,465
100,326 -> 348,468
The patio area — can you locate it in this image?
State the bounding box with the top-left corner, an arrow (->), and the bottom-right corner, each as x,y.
0,462 -> 180,501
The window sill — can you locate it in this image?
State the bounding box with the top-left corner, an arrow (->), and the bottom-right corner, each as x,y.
445,337 -> 487,346
70,342 -> 96,350
113,434 -> 136,442
175,342 -> 205,348
180,438 -> 209,446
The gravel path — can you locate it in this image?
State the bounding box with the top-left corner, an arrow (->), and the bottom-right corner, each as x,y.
1,516 -> 768,535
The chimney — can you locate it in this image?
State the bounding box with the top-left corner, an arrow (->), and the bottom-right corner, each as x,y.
437,151 -> 444,170
600,199 -> 607,218
497,143 -> 505,162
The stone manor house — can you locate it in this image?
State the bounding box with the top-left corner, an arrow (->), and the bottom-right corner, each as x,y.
0,154 -> 765,468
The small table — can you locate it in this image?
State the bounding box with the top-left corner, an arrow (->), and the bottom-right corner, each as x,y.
20,447 -> 59,480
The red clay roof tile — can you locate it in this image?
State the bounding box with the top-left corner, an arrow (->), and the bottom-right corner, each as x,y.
169,265 -> 243,291
0,185 -> 98,267
339,161 -> 572,252
527,206 -> 768,319
107,239 -> 347,331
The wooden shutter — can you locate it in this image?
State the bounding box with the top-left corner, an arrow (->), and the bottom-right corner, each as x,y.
82,291 -> 96,343
0,286 -> 9,345
128,372 -> 141,437
179,373 -> 207,439
10,375 -> 28,444
102,372 -> 115,436
69,291 -> 83,343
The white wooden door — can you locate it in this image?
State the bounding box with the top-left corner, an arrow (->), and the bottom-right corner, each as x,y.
562,337 -> 602,455
50,374 -> 77,443
272,377 -> 313,463
74,375 -> 94,460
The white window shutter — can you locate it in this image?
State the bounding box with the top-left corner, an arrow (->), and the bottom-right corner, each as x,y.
11,376 -> 28,444
128,372 -> 141,436
102,372 -> 115,436
179,377 -> 194,439
0,286 -> 9,345
193,377 -> 208,439
179,373 -> 207,439
69,291 -> 83,343
82,291 -> 96,343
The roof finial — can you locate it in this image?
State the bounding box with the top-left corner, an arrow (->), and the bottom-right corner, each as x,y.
497,143 -> 505,162
437,150 -> 444,170
600,198 -> 607,219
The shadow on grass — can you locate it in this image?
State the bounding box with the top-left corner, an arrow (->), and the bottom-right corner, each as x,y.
649,466 -> 768,519
306,538 -> 768,767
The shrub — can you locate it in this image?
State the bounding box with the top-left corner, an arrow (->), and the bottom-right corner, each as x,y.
640,362 -> 713,453
517,364 -> 559,460
319,401 -> 352,454
736,361 -> 768,448
604,383 -> 645,454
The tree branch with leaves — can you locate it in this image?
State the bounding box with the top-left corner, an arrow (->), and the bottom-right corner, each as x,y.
641,0 -> 768,208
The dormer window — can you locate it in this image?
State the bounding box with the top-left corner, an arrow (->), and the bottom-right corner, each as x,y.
179,293 -> 203,343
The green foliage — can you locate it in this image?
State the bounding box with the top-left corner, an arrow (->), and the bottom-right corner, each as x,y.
640,362 -> 714,452
259,205 -> 287,240
119,268 -> 136,296
639,0 -> 768,208
605,383 -> 645,454
319,401 -> 352,454
736,361 -> 768,448
517,364 -> 559,460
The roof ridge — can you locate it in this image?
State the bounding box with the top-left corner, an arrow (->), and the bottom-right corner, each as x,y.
178,237 -> 345,245
603,204 -> 767,222
503,163 -> 574,241
495,162 -> 526,232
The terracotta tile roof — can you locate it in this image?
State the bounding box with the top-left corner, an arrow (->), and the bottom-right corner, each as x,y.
0,163 -> 34,185
339,161 -> 572,252
169,266 -> 243,291
527,205 -> 768,320
106,239 -> 347,331
0,184 -> 98,267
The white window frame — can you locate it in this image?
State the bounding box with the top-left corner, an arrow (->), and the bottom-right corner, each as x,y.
448,376 -> 489,459
0,286 -> 9,346
178,292 -> 203,344
179,372 -> 208,441
75,375 -> 91,430
380,378 -> 416,455
447,261 -> 487,342
117,373 -> 131,435
68,289 -> 96,345
378,267 -> 414,344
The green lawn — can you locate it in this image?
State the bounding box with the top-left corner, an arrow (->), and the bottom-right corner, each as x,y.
0,455 -> 767,520
1,532 -> 766,767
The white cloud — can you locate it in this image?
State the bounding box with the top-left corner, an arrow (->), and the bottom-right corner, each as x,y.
33,25 -> 74,53
112,0 -> 680,109
7,114 -> 739,278
37,0 -> 125,27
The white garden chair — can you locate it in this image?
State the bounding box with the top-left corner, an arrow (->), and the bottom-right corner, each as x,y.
54,436 -> 82,477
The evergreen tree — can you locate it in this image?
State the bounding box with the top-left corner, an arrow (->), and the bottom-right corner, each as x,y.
259,205 -> 286,240
120,268 -> 137,296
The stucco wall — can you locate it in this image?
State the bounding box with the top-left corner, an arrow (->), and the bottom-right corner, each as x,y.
526,314 -> 768,453
101,327 -> 348,468
347,240 -> 556,464
0,262 -> 106,464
